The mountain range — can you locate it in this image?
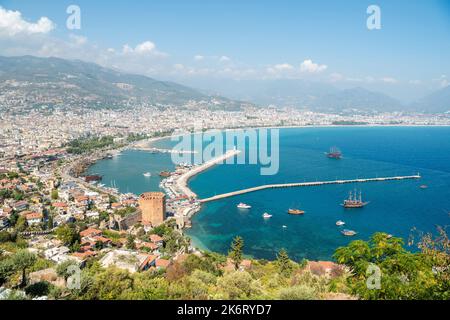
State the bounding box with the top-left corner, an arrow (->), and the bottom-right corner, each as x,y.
0,55 -> 448,114
191,78 -> 449,114
0,55 -> 249,112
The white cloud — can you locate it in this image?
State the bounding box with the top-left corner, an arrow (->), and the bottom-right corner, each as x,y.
194,55 -> 204,61
266,63 -> 295,76
69,34 -> 87,46
300,59 -> 327,73
438,75 -> 449,88
0,6 -> 54,37
329,73 -> 344,82
121,41 -> 164,56
219,55 -> 231,62
273,63 -> 294,71
409,80 -> 422,85
135,41 -> 156,54
381,77 -> 398,84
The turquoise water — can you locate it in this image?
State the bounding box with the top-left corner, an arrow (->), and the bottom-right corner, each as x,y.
88,127 -> 450,261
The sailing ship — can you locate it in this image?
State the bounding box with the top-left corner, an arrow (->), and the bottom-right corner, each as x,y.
342,190 -> 369,208
326,147 -> 342,159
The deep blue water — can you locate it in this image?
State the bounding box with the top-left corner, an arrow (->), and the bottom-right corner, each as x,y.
88,127 -> 450,261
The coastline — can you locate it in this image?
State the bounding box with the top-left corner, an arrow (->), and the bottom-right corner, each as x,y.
80,123 -> 450,199
76,125 -> 449,262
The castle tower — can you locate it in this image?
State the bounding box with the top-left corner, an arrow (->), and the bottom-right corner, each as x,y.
138,192 -> 166,226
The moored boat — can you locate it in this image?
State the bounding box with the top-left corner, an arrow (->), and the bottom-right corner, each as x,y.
262,212 -> 272,219
237,203 -> 252,209
288,208 -> 305,215
143,172 -> 152,177
341,229 -> 357,236
159,171 -> 171,177
336,220 -> 346,226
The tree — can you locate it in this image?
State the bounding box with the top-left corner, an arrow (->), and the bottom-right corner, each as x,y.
276,248 -> 293,277
0,231 -> 12,243
15,215 -> 28,232
12,250 -> 37,287
55,224 -> 80,248
228,236 -> 244,269
56,259 -> 79,281
0,258 -> 15,286
51,189 -> 59,200
333,232 -> 446,300
126,234 -> 136,250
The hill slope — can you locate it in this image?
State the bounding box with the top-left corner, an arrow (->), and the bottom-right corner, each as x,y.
0,56 -> 248,111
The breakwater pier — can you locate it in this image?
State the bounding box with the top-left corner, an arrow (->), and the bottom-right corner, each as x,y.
199,174 -> 421,203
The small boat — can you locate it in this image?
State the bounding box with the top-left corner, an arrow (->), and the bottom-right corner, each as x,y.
288,209 -> 305,215
159,171 -> 171,177
387,234 -> 393,239
341,229 -> 357,236
262,212 -> 272,219
282,225 -> 288,229
237,203 -> 252,209
419,185 -> 428,189
336,220 -> 346,226
143,172 -> 152,177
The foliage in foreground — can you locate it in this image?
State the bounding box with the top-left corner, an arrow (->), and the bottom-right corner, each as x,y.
334,230 -> 450,300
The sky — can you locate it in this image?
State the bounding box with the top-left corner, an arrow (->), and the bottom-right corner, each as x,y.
0,0 -> 449,102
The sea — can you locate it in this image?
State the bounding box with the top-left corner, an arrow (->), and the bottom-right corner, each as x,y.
87,126 -> 450,261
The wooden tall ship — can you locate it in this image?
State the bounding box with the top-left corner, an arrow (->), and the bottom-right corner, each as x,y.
342,190 -> 369,208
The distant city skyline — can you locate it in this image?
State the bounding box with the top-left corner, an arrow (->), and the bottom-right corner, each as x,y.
0,0 -> 449,102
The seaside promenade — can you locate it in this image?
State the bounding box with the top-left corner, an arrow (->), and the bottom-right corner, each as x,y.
199,174 -> 421,203
176,149 -> 241,198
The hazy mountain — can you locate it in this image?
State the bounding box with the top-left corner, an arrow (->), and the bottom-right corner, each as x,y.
0,56 -> 249,111
312,87 -> 403,113
192,79 -> 339,107
410,85 -> 450,113
192,79 -> 402,112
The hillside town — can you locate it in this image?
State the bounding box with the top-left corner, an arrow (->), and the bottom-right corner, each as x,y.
0,103 -> 449,300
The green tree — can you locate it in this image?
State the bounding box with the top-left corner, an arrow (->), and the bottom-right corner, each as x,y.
55,224 -> 80,248
228,236 -> 244,269
0,258 -> 15,286
333,232 -> 445,300
276,248 -> 293,277
15,215 -> 28,232
56,259 -> 79,281
12,250 -> 37,287
51,189 -> 59,200
126,234 -> 136,250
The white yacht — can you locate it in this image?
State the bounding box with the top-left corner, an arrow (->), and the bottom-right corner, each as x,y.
237,203 -> 252,209
336,220 -> 346,226
143,172 -> 152,177
262,212 -> 273,219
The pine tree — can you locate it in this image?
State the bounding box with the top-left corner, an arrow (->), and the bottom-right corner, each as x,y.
228,236 -> 244,269
276,248 -> 293,276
